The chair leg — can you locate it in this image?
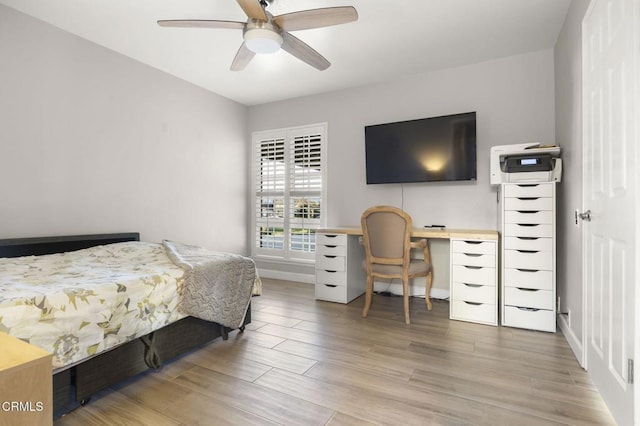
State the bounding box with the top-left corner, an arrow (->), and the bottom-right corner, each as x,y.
402,276 -> 410,325
425,270 -> 433,311
362,274 -> 374,318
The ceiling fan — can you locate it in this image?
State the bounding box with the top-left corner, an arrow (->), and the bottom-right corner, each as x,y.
158,0 -> 358,71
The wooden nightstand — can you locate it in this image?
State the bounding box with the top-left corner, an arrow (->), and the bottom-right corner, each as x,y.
0,332 -> 52,426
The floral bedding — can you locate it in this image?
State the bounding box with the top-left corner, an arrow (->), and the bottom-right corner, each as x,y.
0,242 -> 187,370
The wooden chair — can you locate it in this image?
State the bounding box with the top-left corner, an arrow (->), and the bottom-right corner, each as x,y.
360,206 -> 433,324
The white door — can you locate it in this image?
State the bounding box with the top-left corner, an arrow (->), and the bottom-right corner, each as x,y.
582,0 -> 638,424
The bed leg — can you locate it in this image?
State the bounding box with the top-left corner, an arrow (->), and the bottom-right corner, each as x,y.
79,397 -> 91,406
220,325 -> 229,340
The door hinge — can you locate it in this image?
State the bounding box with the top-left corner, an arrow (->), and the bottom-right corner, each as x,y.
629,359 -> 634,384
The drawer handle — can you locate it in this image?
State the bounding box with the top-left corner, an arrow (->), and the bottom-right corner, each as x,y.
517,307 -> 540,312
324,284 -> 337,288
517,184 -> 539,187
463,240 -> 482,245
516,287 -> 539,292
463,265 -> 482,270
516,250 -> 539,254
463,253 -> 482,257
324,235 -> 338,238
324,255 -> 337,259
517,197 -> 540,201
325,245 -> 337,248
324,270 -> 337,273
517,223 -> 540,227
516,268 -> 539,273
516,237 -> 539,241
516,210 -> 540,214
463,283 -> 482,288
463,301 -> 482,306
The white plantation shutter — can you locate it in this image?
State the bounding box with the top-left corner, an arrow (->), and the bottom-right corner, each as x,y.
255,136 -> 286,253
252,124 -> 326,261
289,133 -> 322,254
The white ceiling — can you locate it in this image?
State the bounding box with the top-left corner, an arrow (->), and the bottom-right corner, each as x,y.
1,0 -> 571,106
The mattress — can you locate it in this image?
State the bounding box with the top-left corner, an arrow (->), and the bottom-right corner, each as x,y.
0,242 -> 186,370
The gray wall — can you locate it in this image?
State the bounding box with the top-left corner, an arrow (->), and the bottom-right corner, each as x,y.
248,49 -> 557,292
0,5 -> 249,254
554,0 -> 591,358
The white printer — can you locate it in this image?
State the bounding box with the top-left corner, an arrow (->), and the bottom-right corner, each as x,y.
490,143 -> 562,185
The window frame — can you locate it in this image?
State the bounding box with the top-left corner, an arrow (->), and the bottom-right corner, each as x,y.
251,123 -> 327,263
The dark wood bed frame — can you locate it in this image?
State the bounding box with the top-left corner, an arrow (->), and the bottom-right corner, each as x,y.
0,233 -> 251,417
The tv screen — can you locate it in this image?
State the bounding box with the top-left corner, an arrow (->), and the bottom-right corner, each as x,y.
365,112 -> 477,184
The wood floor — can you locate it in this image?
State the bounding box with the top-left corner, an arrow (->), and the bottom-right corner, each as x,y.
55,278 -> 616,425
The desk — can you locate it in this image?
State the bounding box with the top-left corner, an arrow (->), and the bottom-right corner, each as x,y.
318,227 -> 498,241
315,227 -> 499,326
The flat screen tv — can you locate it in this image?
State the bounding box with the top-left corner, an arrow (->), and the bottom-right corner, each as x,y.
365,112 -> 477,184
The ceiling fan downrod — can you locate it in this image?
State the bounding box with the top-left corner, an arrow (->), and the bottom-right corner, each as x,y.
259,0 -> 273,11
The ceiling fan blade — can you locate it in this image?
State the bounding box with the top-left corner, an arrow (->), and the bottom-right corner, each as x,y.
157,20 -> 245,30
230,42 -> 256,71
281,32 -> 330,71
236,0 -> 268,21
273,6 -> 358,32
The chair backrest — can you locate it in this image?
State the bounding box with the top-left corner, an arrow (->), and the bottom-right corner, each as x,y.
361,206 -> 412,268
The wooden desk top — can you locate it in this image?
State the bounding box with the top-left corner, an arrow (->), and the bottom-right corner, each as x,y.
318,227 -> 499,241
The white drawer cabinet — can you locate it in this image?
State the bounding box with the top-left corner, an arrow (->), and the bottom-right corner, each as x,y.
450,238 -> 498,326
315,232 -> 365,303
501,182 -> 556,332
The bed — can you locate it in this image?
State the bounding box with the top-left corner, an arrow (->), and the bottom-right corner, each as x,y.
0,233 -> 256,416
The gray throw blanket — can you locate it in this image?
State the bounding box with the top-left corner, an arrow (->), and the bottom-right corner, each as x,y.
162,240 -> 256,329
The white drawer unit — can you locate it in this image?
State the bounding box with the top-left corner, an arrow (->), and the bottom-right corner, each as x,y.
315,232 -> 365,304
450,238 -> 498,326
500,182 -> 556,332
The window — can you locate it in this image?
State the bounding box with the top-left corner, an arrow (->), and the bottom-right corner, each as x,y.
252,123 -> 326,262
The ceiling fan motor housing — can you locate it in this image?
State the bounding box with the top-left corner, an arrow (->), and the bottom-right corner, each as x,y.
243,20 -> 283,54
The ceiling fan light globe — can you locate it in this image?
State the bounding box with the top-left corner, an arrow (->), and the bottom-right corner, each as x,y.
244,28 -> 283,54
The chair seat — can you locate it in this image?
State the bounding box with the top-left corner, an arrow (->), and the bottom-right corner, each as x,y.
363,259 -> 430,277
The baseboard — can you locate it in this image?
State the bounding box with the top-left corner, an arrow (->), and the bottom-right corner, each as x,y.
373,281 -> 450,300
428,288 -> 450,300
558,314 -> 584,367
257,268 -> 315,284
